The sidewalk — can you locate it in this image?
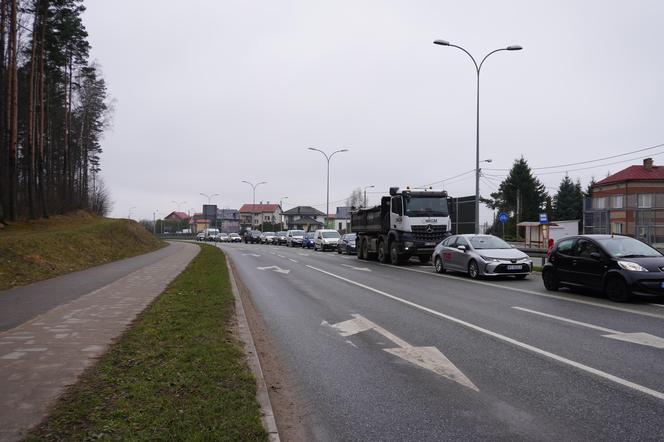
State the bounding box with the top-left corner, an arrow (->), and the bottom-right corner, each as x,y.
0,242 -> 199,442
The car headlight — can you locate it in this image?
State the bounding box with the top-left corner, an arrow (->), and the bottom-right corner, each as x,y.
617,261 -> 648,272
480,256 -> 501,262
405,241 -> 414,247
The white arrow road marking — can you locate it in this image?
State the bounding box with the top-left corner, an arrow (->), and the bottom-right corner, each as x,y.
307,265 -> 664,401
257,266 -> 290,274
513,307 -> 664,349
327,314 -> 478,391
242,253 -> 261,257
341,264 -> 371,272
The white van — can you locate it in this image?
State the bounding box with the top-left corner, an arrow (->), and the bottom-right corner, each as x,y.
313,229 -> 341,251
203,228 -> 220,241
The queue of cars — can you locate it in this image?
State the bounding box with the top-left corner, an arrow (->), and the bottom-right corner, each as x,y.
234,228 -> 664,303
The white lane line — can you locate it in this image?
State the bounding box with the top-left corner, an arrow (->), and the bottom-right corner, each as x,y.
378,263 -> 664,320
278,255 -> 286,258
289,258 -> 298,263
513,307 -> 664,349
306,264 -> 664,401
341,264 -> 371,272
650,304 -> 664,308
513,307 -> 619,334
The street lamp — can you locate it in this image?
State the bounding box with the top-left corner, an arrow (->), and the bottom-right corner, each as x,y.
279,196 -> 288,229
128,206 -> 136,220
241,180 -> 267,205
433,39 -> 522,234
308,147 -> 349,227
171,200 -> 186,212
363,185 -> 375,208
199,193 -> 219,204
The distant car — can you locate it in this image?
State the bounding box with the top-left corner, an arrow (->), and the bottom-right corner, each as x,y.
196,232 -> 205,241
275,231 -> 288,245
314,229 -> 341,252
260,231 -> 276,244
337,233 -> 357,254
432,234 -> 532,279
287,230 -> 305,247
542,234 -> 664,302
244,230 -> 261,244
215,233 -> 229,242
229,233 -> 242,243
302,232 -> 315,249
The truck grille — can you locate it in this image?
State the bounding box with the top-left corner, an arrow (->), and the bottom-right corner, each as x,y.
411,225 -> 447,243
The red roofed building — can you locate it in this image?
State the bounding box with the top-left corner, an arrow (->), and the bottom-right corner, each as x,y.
164,211 -> 189,221
239,203 -> 282,230
585,158 -> 664,245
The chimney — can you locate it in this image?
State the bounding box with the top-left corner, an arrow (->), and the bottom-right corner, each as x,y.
644,158 -> 654,171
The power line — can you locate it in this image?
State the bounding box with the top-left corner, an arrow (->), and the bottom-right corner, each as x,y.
484,141 -> 664,172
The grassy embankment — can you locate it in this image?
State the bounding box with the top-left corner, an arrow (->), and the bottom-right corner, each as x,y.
27,243 -> 267,441
0,212 -> 165,290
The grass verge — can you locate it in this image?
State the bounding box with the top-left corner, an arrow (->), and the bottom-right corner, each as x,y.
27,244 -> 267,441
0,212 -> 165,290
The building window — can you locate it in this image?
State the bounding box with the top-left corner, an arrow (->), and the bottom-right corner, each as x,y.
593,197 -> 607,209
611,195 -> 623,209
638,194 -> 653,208
611,222 -> 623,234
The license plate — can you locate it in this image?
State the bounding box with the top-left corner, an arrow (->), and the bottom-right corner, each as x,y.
425,242 -> 435,246
507,265 -> 522,270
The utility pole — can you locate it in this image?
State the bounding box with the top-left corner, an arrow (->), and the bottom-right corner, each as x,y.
516,188 -> 520,240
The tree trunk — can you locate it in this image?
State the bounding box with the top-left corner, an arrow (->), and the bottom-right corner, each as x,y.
37,0 -> 48,218
27,8 -> 39,219
7,0 -> 18,220
0,0 -> 8,222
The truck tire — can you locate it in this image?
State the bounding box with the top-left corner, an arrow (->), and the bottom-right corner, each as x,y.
390,242 -> 402,265
358,238 -> 366,260
377,238 -> 388,263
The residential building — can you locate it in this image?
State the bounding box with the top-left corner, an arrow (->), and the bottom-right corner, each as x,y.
283,206 -> 325,231
239,203 -> 282,230
189,213 -> 210,233
164,211 -> 189,222
217,208 -> 240,233
585,158 -> 664,246
334,206 -> 351,233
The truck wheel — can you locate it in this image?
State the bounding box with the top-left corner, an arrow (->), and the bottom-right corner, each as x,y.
377,239 -> 388,263
390,243 -> 401,265
358,238 -> 366,260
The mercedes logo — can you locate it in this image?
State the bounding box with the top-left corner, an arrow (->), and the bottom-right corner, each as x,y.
425,224 -> 433,233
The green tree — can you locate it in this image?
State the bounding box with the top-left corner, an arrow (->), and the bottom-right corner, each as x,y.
554,175 -> 583,221
486,157 -> 548,238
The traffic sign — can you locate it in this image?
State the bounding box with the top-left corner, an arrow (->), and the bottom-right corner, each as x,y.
539,213 -> 548,224
499,212 -> 508,224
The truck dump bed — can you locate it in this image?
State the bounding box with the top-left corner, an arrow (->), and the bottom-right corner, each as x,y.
351,198 -> 390,233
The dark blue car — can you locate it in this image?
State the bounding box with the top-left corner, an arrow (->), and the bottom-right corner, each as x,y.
302,232 -> 315,249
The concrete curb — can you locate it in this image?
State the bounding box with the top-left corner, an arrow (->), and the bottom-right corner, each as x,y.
225,255 -> 280,442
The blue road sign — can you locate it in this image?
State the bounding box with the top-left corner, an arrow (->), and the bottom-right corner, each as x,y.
539,213 -> 548,224
499,212 -> 508,224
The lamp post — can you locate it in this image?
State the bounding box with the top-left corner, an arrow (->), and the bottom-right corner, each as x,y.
433,39 -> 522,234
128,206 -> 136,220
363,185 -> 375,208
242,181 -> 267,228
152,210 -> 159,235
308,147 -> 349,227
171,200 -> 186,212
280,196 -> 288,230
199,193 -> 219,204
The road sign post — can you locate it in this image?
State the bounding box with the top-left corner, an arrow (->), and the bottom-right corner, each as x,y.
498,212 -> 508,239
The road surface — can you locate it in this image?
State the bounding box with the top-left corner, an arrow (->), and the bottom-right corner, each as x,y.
222,242 -> 664,441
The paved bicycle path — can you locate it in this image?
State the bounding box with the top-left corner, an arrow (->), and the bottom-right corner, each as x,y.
0,241 -> 199,442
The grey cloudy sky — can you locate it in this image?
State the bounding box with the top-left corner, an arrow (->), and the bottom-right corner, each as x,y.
83,0 -> 664,222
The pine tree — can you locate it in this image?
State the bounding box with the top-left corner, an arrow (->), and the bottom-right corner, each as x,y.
554,175 -> 583,221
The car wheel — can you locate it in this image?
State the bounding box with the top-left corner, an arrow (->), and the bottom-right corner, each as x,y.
468,260 -> 480,279
515,274 -> 527,280
434,256 -> 446,274
542,268 -> 559,291
390,242 -> 401,265
337,246 -> 342,254
377,239 -> 388,263
605,276 -> 631,302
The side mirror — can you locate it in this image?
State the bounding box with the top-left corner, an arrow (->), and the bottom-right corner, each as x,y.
589,251 -> 601,260
457,245 -> 467,251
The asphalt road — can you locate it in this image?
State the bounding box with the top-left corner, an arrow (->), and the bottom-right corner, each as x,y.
222,242 -> 664,442
0,242 -> 184,332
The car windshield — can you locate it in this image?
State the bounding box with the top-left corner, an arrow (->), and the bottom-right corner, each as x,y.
404,196 -> 448,217
291,230 -> 305,236
265,232 -> 275,236
596,236 -> 662,258
469,235 -> 511,250
322,231 -> 340,238
277,232 -> 286,236
305,233 -> 314,239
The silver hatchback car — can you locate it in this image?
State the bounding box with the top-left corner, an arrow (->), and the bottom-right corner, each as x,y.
432,234 -> 532,279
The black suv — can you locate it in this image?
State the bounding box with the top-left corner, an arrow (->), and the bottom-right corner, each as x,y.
542,234 -> 664,302
244,230 -> 261,244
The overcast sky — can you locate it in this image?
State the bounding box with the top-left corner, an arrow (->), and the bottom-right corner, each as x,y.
83,0 -> 664,223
